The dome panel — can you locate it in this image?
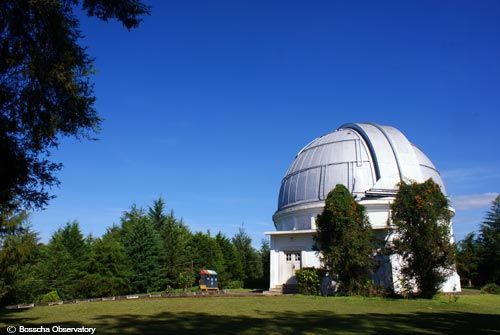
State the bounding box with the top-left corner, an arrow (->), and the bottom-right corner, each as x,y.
305,167 -> 321,200
353,163 -> 376,194
324,163 -> 350,195
412,144 -> 435,168
378,125 -> 422,182
309,145 -> 327,167
412,145 -> 446,194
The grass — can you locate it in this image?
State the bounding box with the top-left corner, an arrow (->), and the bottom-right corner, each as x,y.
1,294 -> 499,334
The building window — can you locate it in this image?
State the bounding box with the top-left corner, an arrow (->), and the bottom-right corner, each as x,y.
295,253 -> 301,261
286,253 -> 292,261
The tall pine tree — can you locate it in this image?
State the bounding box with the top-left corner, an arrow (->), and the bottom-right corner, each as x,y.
215,232 -> 244,287
148,197 -> 168,232
41,233 -> 74,299
477,195 -> 500,285
122,209 -> 164,293
162,214 -> 192,287
456,232 -> 480,287
76,233 -> 132,298
0,211 -> 42,304
232,227 -> 262,288
260,239 -> 271,289
189,232 -> 224,275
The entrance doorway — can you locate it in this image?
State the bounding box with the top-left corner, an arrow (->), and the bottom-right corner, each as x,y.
281,251 -> 302,284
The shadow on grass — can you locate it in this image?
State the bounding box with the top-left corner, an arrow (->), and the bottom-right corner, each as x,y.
1,309 -> 499,334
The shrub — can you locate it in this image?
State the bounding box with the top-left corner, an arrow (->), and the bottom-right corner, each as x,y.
177,270 -> 195,292
296,267 -> 320,295
364,283 -> 390,297
226,280 -> 243,289
40,290 -> 61,303
481,283 -> 500,295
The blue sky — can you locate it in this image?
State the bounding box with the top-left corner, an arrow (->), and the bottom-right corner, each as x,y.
30,0 -> 499,246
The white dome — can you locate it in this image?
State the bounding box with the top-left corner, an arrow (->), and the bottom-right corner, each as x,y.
276,122 -> 445,214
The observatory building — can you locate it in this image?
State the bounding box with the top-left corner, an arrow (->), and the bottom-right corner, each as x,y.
266,122 -> 461,293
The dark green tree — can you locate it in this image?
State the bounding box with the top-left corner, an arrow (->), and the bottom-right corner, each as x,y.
40,232 -> 75,300
0,212 -> 43,304
158,208 -> 192,288
119,205 -> 146,238
232,227 -> 263,288
148,197 -> 168,232
75,233 -> 132,298
0,0 -> 150,214
314,184 -> 374,295
45,221 -> 90,298
390,179 -> 455,298
260,239 -> 271,288
477,195 -> 500,285
0,210 -> 30,236
122,211 -> 164,293
189,232 -> 225,278
215,232 -> 244,288
54,221 -> 88,262
456,233 -> 479,287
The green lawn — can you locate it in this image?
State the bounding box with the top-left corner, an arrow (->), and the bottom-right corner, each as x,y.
1,294 -> 499,334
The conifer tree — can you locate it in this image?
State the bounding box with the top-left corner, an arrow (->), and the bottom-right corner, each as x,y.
456,232 -> 479,287
159,210 -> 193,287
41,233 -> 74,299
0,0 -> 150,213
477,195 -> 500,285
216,232 -> 244,287
148,197 -> 168,232
56,221 -> 88,262
122,213 -> 164,293
47,221 -> 90,298
76,233 -> 132,297
260,239 -> 271,288
189,232 -> 225,277
232,228 -> 263,288
0,211 -> 42,304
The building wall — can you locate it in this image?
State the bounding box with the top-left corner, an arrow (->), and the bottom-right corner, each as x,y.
269,198 -> 461,293
269,233 -> 319,288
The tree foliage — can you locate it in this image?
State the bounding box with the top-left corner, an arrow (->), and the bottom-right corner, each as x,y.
314,184 -> 374,295
232,227 -> 263,288
0,198 -> 269,304
76,233 -> 132,298
189,231 -> 225,277
43,228 -> 81,299
148,197 -> 168,232
157,205 -> 192,288
456,195 -> 500,287
295,267 -> 320,295
477,195 -> 500,285
455,232 -> 479,287
390,179 -> 455,298
216,232 -> 244,288
260,239 -> 271,289
122,210 -> 164,293
0,0 -> 149,214
54,221 -> 88,262
0,212 -> 42,304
